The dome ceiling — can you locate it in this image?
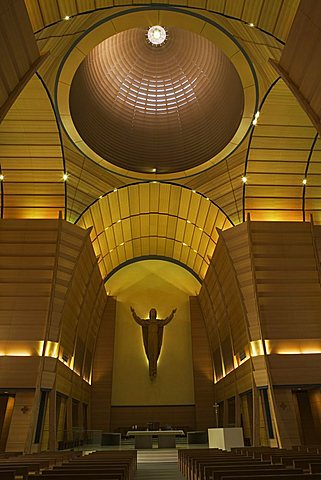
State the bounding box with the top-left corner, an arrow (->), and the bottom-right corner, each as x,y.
69,26 -> 244,174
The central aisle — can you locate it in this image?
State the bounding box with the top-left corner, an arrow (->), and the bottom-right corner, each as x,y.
135,449 -> 186,480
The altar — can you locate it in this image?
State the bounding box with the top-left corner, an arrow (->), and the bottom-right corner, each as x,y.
126,430 -> 185,449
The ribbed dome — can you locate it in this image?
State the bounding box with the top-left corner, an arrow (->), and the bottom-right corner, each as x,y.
70,27 -> 244,174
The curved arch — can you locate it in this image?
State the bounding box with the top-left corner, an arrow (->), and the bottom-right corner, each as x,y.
104,255 -> 202,283
76,182 -> 233,280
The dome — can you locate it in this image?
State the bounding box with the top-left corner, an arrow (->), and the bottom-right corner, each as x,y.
69,26 -> 244,174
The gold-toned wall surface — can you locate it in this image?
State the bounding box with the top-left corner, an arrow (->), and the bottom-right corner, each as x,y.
0,218 -> 107,451
198,220 -> 321,448
107,260 -> 200,408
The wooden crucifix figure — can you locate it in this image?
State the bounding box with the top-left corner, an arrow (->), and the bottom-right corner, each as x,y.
130,307 -> 176,379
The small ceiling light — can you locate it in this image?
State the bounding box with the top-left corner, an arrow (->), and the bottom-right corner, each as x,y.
187,220 -> 191,224
147,25 -> 167,46
117,219 -> 121,223
248,22 -> 255,27
0,174 -> 4,181
192,190 -> 196,193
99,195 -> 103,199
63,173 -> 69,181
242,176 -> 247,183
206,197 -> 210,201
193,249 -> 197,253
182,242 -> 187,246
113,188 -> 117,192
252,111 -> 260,126
120,242 -> 124,246
302,178 -> 307,185
64,15 -> 70,20
152,168 -> 157,173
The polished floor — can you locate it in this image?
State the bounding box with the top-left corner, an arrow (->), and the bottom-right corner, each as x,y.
135,449 -> 185,479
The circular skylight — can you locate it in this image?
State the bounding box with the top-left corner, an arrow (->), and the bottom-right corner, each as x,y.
147,25 -> 167,46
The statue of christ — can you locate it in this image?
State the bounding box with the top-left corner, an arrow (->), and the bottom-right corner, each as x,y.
130,307 -> 176,379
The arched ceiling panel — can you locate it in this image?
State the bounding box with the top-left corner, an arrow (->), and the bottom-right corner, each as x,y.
76,183 -> 233,281
244,79 -> 316,221
0,74 -> 65,218
25,0 -> 299,43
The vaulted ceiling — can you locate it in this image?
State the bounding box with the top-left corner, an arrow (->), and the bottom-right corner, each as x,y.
2,0 -> 321,281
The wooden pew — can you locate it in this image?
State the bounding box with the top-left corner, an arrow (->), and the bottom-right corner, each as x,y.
203,464 -> 293,480
209,468 -> 303,480
310,464 -> 321,474
28,474 -> 123,480
220,474 -> 321,480
0,471 -> 15,480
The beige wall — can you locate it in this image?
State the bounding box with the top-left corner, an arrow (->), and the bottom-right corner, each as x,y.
107,260 -> 200,406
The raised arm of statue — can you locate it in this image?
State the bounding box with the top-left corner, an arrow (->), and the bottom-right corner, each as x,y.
130,307 -> 148,326
163,308 -> 176,325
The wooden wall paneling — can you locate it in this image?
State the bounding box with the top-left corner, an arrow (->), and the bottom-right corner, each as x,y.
189,297 -> 214,430
272,388 -> 301,449
91,297 -> 116,431
6,390 -> 36,452
110,405 -> 195,433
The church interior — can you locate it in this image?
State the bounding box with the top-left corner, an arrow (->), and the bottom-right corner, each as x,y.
1,0 -> 321,477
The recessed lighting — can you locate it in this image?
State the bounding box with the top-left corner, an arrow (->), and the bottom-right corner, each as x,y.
187,220 -> 191,224
252,118 -> 258,126
64,15 -> 71,20
63,173 -> 69,181
105,227 -> 109,231
182,242 -> 187,246
302,178 -> 307,185
99,195 -> 103,199
206,197 -> 209,201
199,227 -> 203,231
248,22 -> 255,27
117,219 -> 121,223
113,188 -> 117,192
193,249 -> 197,253
0,174 -> 4,181
242,176 -> 247,183
192,190 -> 196,193
120,242 -> 124,246
254,111 -> 260,119
152,168 -> 157,172
109,249 -> 113,253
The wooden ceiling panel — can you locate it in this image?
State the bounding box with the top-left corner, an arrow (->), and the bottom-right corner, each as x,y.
0,74 -> 64,219
77,183 -> 232,280
244,79 -> 316,222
